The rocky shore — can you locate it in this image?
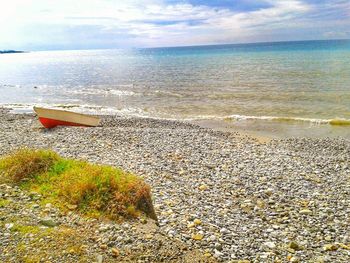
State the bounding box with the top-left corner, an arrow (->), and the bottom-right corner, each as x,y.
1,108 -> 350,262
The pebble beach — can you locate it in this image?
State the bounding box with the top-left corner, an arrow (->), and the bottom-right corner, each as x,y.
1,108 -> 350,262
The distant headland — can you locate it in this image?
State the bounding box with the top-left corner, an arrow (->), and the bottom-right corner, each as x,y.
0,50 -> 25,54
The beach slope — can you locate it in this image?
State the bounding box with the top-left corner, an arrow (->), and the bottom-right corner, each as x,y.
0,109 -> 349,262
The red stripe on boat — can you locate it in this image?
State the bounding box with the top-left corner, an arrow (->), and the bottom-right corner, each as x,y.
38,117 -> 90,128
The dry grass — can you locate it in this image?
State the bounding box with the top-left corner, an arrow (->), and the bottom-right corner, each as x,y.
0,148 -> 59,183
0,148 -> 157,221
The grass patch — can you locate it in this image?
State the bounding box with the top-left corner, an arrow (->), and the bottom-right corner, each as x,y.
10,224 -> 41,234
0,198 -> 11,207
0,148 -> 59,183
0,148 -> 157,221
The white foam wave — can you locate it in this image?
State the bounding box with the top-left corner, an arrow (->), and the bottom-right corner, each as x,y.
0,103 -> 151,117
69,87 -> 136,96
188,114 -> 350,125
152,90 -> 184,98
225,114 -> 330,124
2,103 -> 350,126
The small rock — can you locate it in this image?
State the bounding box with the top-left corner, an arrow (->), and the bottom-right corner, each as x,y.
100,244 -> 107,250
290,256 -> 300,263
209,235 -> 216,241
260,252 -> 271,259
39,218 -> 58,227
299,209 -> 312,215
192,233 -> 204,241
288,241 -> 302,250
193,219 -> 202,225
265,188 -> 274,196
199,184 -> 208,191
96,254 -> 103,263
145,234 -> 153,239
187,223 -> 195,228
98,225 -> 110,232
263,241 -> 276,251
338,243 -> 350,250
323,244 -> 338,251
214,242 -> 223,251
214,249 -> 224,258
5,223 -> 14,230
67,204 -> 78,210
220,228 -> 229,235
314,256 -> 325,263
324,236 -> 332,241
111,248 -> 120,257
124,237 -> 133,244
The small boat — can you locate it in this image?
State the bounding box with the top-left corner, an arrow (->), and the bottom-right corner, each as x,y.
33,106 -> 100,128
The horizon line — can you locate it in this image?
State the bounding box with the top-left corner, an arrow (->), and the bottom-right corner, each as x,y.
2,38 -> 350,53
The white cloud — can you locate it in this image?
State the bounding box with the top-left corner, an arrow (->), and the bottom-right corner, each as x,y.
323,31 -> 350,39
108,0 -> 313,46
0,0 -> 348,49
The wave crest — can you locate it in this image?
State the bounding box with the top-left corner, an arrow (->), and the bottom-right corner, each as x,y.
223,115 -> 350,125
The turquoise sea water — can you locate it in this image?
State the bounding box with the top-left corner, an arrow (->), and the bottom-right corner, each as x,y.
0,40 -> 350,137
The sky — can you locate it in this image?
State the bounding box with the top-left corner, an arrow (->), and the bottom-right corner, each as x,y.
0,0 -> 349,50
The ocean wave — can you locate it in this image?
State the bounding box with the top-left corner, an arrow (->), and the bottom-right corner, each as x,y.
0,84 -> 21,88
2,103 -> 350,126
69,88 -> 136,96
222,115 -> 350,126
152,90 -> 184,98
0,103 -> 151,118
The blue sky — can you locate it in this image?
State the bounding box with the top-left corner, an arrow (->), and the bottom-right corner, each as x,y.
0,0 -> 349,50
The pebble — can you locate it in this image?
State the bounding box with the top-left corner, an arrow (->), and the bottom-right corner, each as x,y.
323,244 -> 338,251
111,248 -> 120,257
5,223 -> 14,230
288,241 -> 302,251
193,219 -> 202,225
290,256 -> 300,262
192,234 -> 204,241
96,254 -> 103,263
199,184 -> 208,191
214,249 -> 224,258
145,234 -> 153,239
324,235 -> 332,241
299,209 -> 313,215
209,235 -> 216,241
263,241 -> 276,251
220,228 -> 229,235
1,112 -> 350,262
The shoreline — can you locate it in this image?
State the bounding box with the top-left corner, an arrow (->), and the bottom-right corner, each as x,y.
3,105 -> 350,140
1,109 -> 350,262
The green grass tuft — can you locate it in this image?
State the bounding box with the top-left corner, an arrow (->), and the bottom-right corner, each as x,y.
0,198 -> 11,207
10,224 -> 41,234
0,148 -> 157,221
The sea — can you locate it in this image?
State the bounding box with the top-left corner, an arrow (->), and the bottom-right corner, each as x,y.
1,39 -> 350,138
